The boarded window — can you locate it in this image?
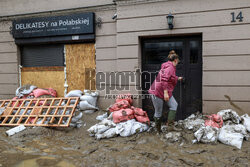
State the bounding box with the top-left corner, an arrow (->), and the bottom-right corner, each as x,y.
21,44 -> 64,67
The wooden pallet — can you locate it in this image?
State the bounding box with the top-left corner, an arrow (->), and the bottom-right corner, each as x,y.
0,97 -> 79,127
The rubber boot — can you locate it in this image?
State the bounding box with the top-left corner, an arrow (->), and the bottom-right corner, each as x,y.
154,117 -> 162,133
167,110 -> 179,132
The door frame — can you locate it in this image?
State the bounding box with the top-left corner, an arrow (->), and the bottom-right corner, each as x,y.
140,34 -> 203,120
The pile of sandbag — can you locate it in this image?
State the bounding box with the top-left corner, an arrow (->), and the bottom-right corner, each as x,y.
88,113 -> 149,140
108,94 -> 150,125
181,109 -> 250,149
65,89 -> 99,114
88,94 -> 150,139
15,85 -> 57,99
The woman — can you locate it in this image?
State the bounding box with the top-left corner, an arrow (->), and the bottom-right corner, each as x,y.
148,50 -> 183,132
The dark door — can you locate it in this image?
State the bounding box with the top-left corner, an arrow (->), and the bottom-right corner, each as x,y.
141,36 -> 202,120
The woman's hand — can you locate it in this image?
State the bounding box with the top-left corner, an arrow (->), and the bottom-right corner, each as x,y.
164,90 -> 169,101
178,77 -> 183,81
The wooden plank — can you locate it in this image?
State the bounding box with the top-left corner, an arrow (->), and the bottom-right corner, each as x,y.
0,52 -> 18,63
96,22 -> 116,36
96,47 -> 117,60
117,24 -> 250,46
203,55 -> 250,71
203,71 -> 250,86
0,84 -> 18,94
203,87 -> 250,101
203,100 -> 250,116
0,74 -> 18,83
65,43 -> 96,91
0,32 -> 14,42
0,63 -> 18,73
0,97 -> 79,127
117,8 -> 250,33
21,70 -> 65,97
118,0 -> 250,19
0,42 -> 17,53
203,40 -> 250,56
96,35 -> 116,48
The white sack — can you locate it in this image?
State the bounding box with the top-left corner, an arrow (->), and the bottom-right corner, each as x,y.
182,114 -> 205,131
241,114 -> 250,132
194,126 -> 219,143
96,113 -> 108,121
79,101 -> 97,111
95,128 -> 117,140
217,109 -> 241,124
80,95 -> 97,107
84,110 -> 95,114
65,90 -> 83,97
218,124 -> 247,149
71,112 -> 83,123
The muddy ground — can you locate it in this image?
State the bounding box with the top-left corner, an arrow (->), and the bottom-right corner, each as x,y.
0,111 -> 249,167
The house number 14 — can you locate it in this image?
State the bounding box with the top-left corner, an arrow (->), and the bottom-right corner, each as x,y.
231,11 -> 243,22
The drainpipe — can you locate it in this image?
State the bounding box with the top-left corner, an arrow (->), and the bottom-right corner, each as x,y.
63,46 -> 68,96
18,65 -> 22,87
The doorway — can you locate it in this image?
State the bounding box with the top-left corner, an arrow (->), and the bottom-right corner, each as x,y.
141,35 -> 202,120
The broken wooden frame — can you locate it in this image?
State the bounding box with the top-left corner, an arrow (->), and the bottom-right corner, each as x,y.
0,97 -> 79,127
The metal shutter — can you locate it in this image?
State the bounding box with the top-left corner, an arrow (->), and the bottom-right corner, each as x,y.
21,44 -> 64,67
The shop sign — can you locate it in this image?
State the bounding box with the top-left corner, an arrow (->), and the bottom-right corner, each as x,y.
12,13 -> 95,38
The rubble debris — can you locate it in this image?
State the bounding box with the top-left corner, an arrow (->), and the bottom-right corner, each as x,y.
217,109 -> 241,124
194,126 -> 219,144
218,124 -> 247,149
6,125 -> 26,136
0,97 -> 79,127
165,132 -> 182,142
178,113 -> 204,132
241,114 -> 250,132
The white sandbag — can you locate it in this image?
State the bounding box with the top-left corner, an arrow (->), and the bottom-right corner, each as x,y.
182,113 -> 205,131
16,85 -> 37,98
217,109 -> 241,124
6,125 -> 26,136
218,124 -> 247,149
71,112 -> 83,123
65,90 -> 83,97
80,95 -> 97,107
79,101 -> 97,111
241,114 -> 250,132
84,110 -> 95,114
88,124 -> 110,135
194,126 -> 219,143
96,113 -> 108,121
118,119 -> 135,137
95,128 -> 117,140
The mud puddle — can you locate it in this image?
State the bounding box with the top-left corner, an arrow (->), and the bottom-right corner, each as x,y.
0,111 -> 249,167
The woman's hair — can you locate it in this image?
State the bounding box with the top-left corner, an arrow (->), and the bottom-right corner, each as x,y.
168,50 -> 179,61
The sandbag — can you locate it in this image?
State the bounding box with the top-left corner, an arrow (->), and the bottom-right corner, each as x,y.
95,128 -> 117,140
217,109 -> 241,124
194,126 -> 219,143
133,107 -> 150,125
218,124 -> 247,149
181,113 -> 205,131
16,85 -> 37,98
33,88 -> 57,98
79,101 -> 97,111
241,114 -> 250,132
108,100 -> 131,112
65,90 -> 83,97
96,113 -> 108,121
80,95 -> 97,107
205,114 -> 223,128
112,108 -> 135,124
84,110 -> 95,114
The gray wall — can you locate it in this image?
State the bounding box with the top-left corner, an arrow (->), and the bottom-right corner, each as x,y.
0,0 -> 250,115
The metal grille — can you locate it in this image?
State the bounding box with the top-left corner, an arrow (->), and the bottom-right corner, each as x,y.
0,97 -> 79,127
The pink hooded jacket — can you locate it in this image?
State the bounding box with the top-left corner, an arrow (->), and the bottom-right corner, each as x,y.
148,61 -> 178,99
